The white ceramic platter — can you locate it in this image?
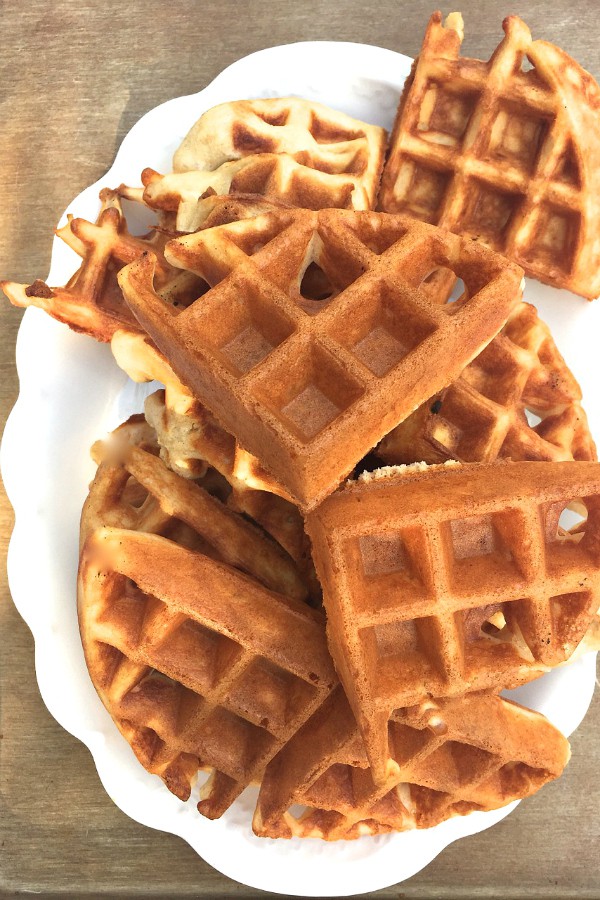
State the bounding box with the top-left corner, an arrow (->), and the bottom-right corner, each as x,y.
2,41 -> 599,898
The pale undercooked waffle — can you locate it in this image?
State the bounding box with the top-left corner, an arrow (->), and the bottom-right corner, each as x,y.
118,207 -> 523,511
111,327 -> 237,480
166,97 -> 387,217
111,326 -> 289,496
379,13 -> 600,298
79,418 -> 336,816
378,301 -> 597,465
254,688 -> 570,840
0,189 -> 204,341
141,168 -> 297,233
305,460 -> 600,782
142,157 -> 378,231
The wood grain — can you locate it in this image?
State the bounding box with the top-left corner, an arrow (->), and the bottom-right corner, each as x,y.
1,1 -> 599,896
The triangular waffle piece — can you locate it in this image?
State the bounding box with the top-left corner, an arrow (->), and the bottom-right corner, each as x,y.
254,688 -> 570,840
79,419 -> 336,817
170,97 -> 386,213
379,13 -> 600,298
305,460 -> 600,781
0,189 -> 204,342
378,302 -> 597,465
118,207 -> 523,511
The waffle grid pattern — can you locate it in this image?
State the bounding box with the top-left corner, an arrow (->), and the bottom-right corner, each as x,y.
119,207 -> 521,509
378,302 -> 597,465
0,190 -> 204,341
81,421 -> 307,601
78,420 -> 335,816
306,462 -> 600,778
110,336 -> 309,576
82,529 -> 334,816
255,691 -> 569,839
379,13 -> 600,295
144,153 -> 384,232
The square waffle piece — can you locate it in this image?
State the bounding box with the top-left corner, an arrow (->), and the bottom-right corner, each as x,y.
379,12 -> 600,298
305,460 -> 600,781
78,418 -> 337,817
377,301 -> 597,465
117,207 -> 523,511
254,688 -> 570,840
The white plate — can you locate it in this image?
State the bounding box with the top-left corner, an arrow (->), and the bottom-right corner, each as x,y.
2,41 -> 599,898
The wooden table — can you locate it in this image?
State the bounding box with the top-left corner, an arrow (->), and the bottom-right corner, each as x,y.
1,1 -> 599,897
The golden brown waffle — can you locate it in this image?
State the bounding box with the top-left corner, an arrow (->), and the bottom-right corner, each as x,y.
378,302 -> 597,465
305,460 -> 600,782
254,688 -> 570,840
118,207 -> 523,511
79,420 -> 336,817
111,329 -> 307,567
83,416 -> 308,601
142,388 -> 318,595
379,13 -> 600,298
170,97 -> 386,213
0,189 -> 204,342
79,528 -> 336,816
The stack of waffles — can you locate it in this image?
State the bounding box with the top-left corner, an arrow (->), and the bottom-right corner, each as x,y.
4,11 -> 600,842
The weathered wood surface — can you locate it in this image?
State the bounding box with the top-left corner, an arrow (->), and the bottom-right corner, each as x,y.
1,1 -> 599,896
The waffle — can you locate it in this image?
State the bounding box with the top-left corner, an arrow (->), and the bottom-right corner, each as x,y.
141,170 -> 295,233
79,419 -> 336,817
379,13 -> 600,298
378,302 -> 597,465
0,189 -> 204,342
305,460 -> 600,781
84,416 -> 308,601
143,154 -> 380,230
170,97 -> 386,212
118,207 -> 523,511
111,329 -> 307,565
143,388 -> 315,590
254,688 -> 570,840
